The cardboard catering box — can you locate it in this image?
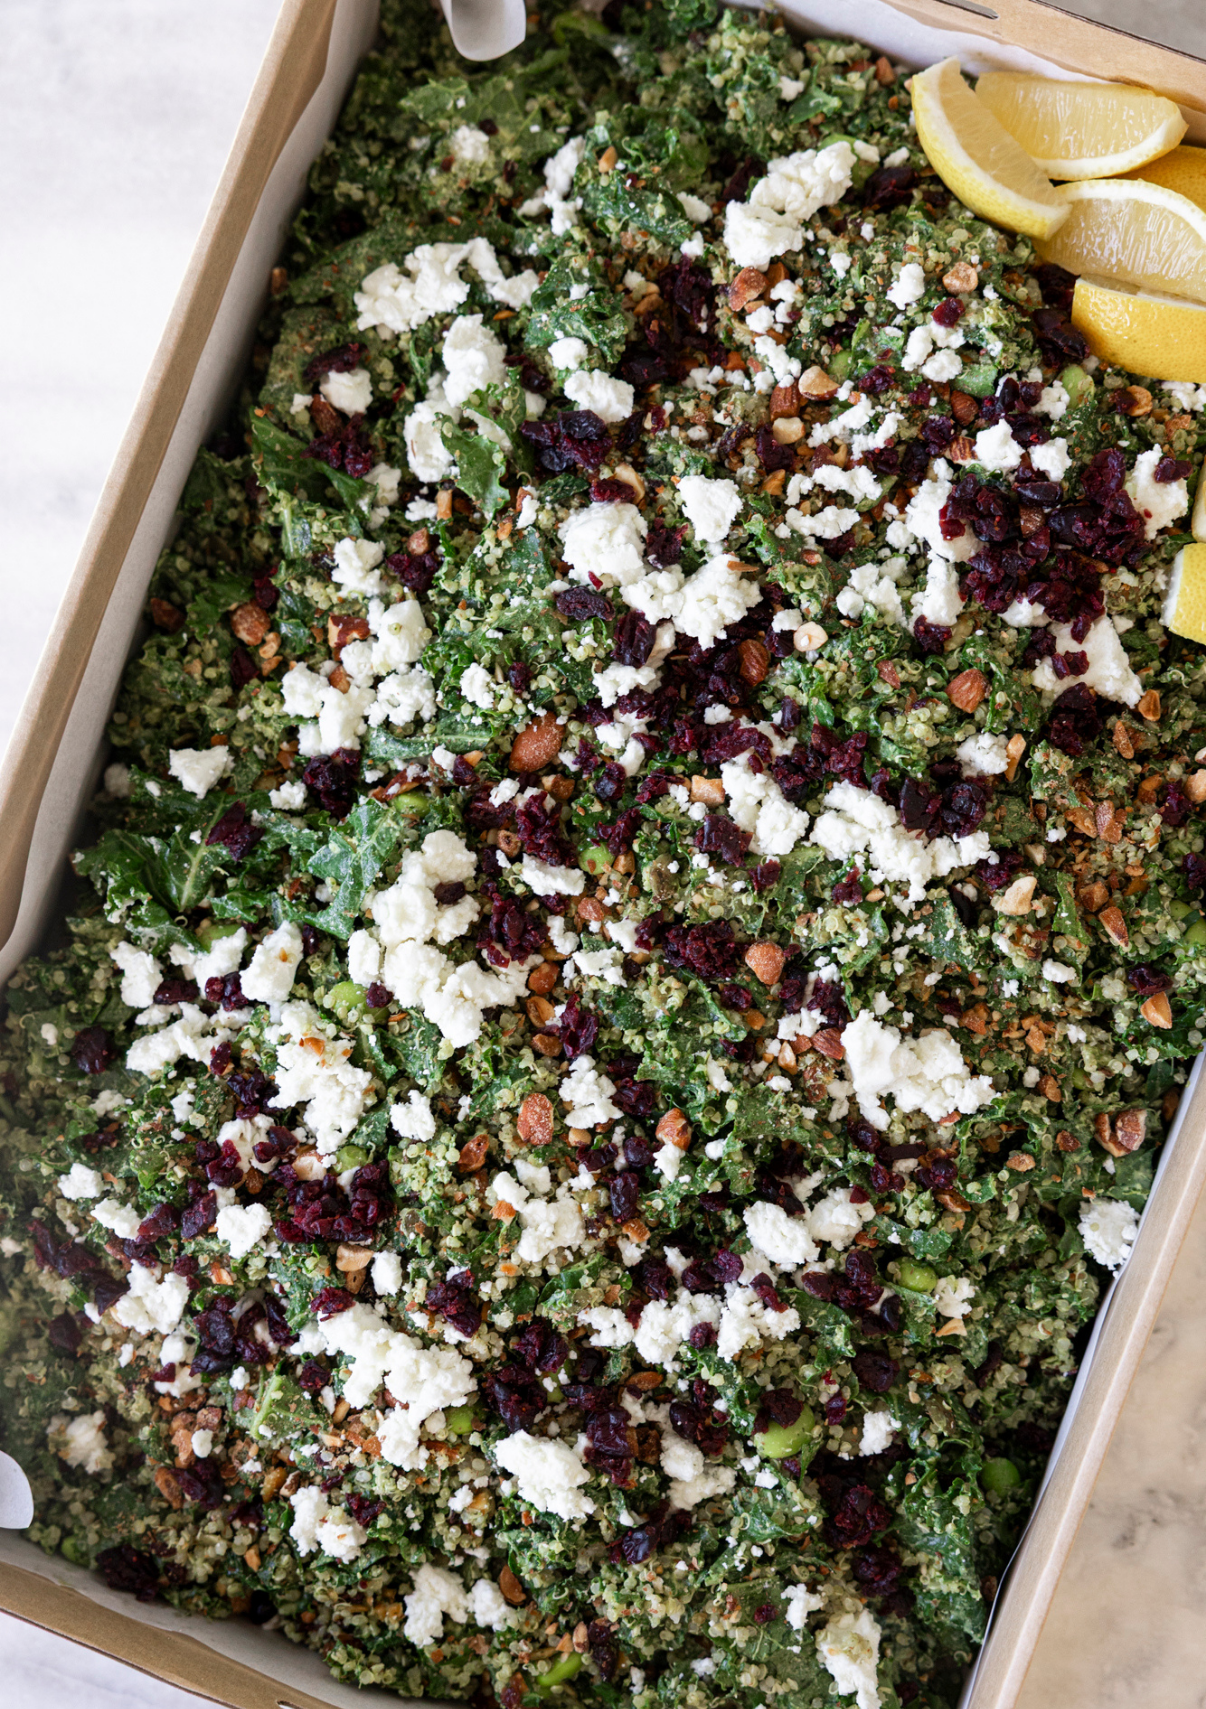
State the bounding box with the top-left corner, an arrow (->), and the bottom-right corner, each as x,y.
1,1 -> 1204,1705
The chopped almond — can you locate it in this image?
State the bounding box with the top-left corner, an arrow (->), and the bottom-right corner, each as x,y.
1097,904 -> 1129,947
727,267 -> 767,311
1112,719 -> 1135,759
768,382 -> 799,418
1004,733 -> 1026,782
1142,992 -> 1173,1029
231,601 -> 271,646
458,1133 -> 490,1173
943,261 -> 978,293
995,874 -> 1036,916
798,364 -> 839,399
947,668 -> 987,713
1136,688 -> 1162,722
812,1028 -> 846,1060
689,775 -> 726,806
516,1093 -> 554,1146
510,711 -> 563,772
655,1108 -> 691,1150
744,940 -> 786,986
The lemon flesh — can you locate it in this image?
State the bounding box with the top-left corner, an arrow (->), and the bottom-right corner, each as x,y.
911,58 -> 1068,241
975,73 -> 1186,181
1163,544 -> 1206,643
1037,180 -> 1206,306
1123,144 -> 1206,212
1071,276 -> 1206,383
1194,462 -> 1206,544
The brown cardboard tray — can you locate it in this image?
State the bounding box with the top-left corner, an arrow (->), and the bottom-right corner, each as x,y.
1,1 -> 1205,1704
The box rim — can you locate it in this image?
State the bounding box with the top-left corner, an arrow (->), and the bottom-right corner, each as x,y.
3,3 -> 1206,1707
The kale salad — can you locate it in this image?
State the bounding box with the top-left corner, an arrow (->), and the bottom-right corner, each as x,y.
3,4 -> 1206,1707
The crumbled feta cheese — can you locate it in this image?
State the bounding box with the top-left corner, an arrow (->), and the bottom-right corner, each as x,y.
269,778 -> 307,810
494,1430 -> 594,1521
459,662 -> 496,710
355,237 -> 537,336
241,921 -> 304,1007
331,536 -> 387,596
391,1091 -> 436,1141
1030,615 -> 1142,707
859,1410 -> 896,1456
974,420 -> 1025,473
782,1583 -> 825,1628
809,781 -> 991,908
886,261 -> 925,309
840,1009 -> 996,1131
1029,436 -> 1071,481
57,1162 -> 103,1201
168,745 -> 231,799
214,1202 -> 272,1260
723,143 -> 855,270
48,1410 -> 113,1475
270,1002 -> 375,1155
290,1485 -> 368,1563
956,731 -> 1009,777
320,367 -> 372,415
563,369 -> 635,423
560,501 -> 647,588
816,1608 -> 882,1709
679,475 -> 743,543
1079,1196 -> 1139,1272
1126,444 -> 1189,540
625,554 -> 762,651
111,941 -> 163,1009
933,1275 -> 975,1319
442,314 -> 508,409
743,1200 -> 819,1266
112,1262 -> 190,1336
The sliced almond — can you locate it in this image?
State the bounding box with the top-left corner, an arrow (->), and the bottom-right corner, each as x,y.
947,668 -> 987,713
727,267 -> 767,312
655,1108 -> 691,1150
1136,688 -> 1162,722
1097,904 -> 1129,947
1142,992 -> 1173,1029
793,622 -> 828,652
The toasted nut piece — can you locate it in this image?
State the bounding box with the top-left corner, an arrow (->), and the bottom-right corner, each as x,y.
261,1465 -> 289,1500
1038,1074 -> 1062,1102
598,145 -> 618,173
812,1027 -> 846,1060
936,1317 -> 967,1337
771,415 -> 805,444
936,1188 -> 972,1214
1077,880 -> 1110,913
949,388 -> 979,425
961,1002 -> 989,1035
577,896 -> 609,924
1006,1151 -> 1035,1172
1065,805 -> 1097,837
1114,1109 -> 1148,1153
1136,774 -> 1164,805
231,601 -> 271,646
943,261 -> 979,294
149,597 -> 185,633
793,621 -> 828,652
745,940 -> 786,986
458,1133 -> 489,1173
209,1260 -> 234,1286
1112,719 -> 1135,759
498,829 -> 521,857
655,1108 -> 691,1150
612,850 -> 635,874
436,488 -> 454,520
532,1033 -> 562,1057
328,613 -> 370,652
1136,689 -> 1162,721
510,711 -> 563,772
947,668 -> 988,713
269,265 -> 288,295
1004,733 -> 1026,782
744,1009 -> 766,1032
612,462 -> 646,503
689,775 -> 726,806
517,1093 -> 554,1146
876,659 -> 901,688
760,468 -> 787,496
526,995 -> 556,1028
1142,992 -> 1173,1029
528,961 -> 558,996
1097,904 -> 1129,947
1186,769 -> 1206,804
492,1197 -> 519,1222
154,1465 -> 184,1508
1163,1087 -> 1182,1123
328,664 -> 351,694
778,1043 -> 798,1071
335,1243 -> 373,1272
949,435 -> 975,463
727,267 -> 768,311
799,364 -> 839,400
995,874 -> 1036,916
738,639 -> 770,685
769,382 -> 800,418
573,1622 -> 591,1654
500,1565 -> 527,1605
1056,1130 -> 1080,1153
874,54 -> 896,84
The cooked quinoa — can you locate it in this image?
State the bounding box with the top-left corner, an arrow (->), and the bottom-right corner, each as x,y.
3,4 -> 1206,1706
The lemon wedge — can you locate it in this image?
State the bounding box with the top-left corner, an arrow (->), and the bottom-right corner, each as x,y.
1036,179 -> 1206,306
1163,544 -> 1206,643
1194,461 -> 1206,544
911,58 -> 1068,240
975,73 -> 1186,181
1122,144 -> 1206,212
1070,276 -> 1206,383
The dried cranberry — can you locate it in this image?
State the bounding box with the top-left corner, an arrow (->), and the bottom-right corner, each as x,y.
556,587 -> 613,622
72,1027 -> 115,1075
230,645 -> 258,691
645,520 -> 684,566
1155,456 -> 1192,483
311,1287 -> 355,1319
301,749 -> 359,819
695,814 -> 752,866
932,296 -> 965,328
609,1172 -> 641,1224
852,1351 -> 899,1393
97,1544 -> 161,1602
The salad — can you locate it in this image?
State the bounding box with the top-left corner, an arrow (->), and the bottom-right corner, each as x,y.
2,4 -> 1205,1708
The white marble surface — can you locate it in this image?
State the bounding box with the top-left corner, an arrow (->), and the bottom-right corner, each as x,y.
2,2 -> 1206,1706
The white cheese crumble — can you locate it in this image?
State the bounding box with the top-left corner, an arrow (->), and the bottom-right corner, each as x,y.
48,1410 -> 113,1475
494,1430 -> 594,1520
1126,444 -> 1189,540
354,237 -> 538,336
678,474 -> 743,543
214,1202 -> 272,1260
859,1410 -> 896,1456
723,142 -> 856,270
816,1608 -> 883,1709
1029,615 -> 1142,707
563,368 -> 635,422
1079,1196 -> 1139,1272
840,1009 -> 996,1131
168,745 -> 231,799
809,781 -> 991,908
240,921 -> 304,1007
